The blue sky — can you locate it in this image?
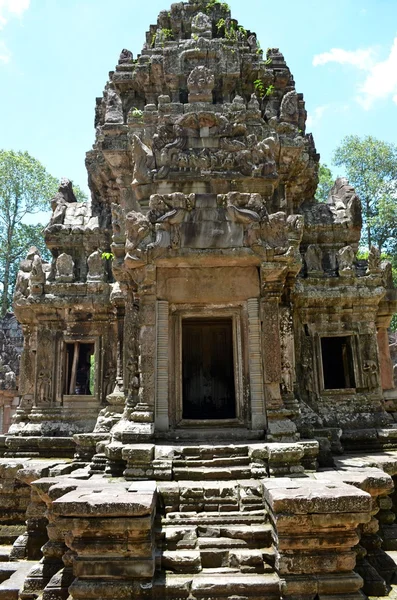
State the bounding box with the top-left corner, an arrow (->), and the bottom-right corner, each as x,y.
1,0 -> 397,220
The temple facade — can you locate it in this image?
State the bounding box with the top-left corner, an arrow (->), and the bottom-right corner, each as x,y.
1,1 -> 397,599
10,0 -> 397,455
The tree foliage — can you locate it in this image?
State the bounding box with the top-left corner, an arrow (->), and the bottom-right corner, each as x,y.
315,164 -> 334,203
333,135 -> 397,252
0,150 -> 87,315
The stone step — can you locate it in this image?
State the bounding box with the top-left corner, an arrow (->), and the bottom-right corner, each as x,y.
161,547 -> 275,574
0,560 -> 36,600
174,444 -> 250,458
0,562 -> 18,583
173,466 -> 252,480
163,509 -> 268,526
153,571 -> 280,599
0,546 -> 12,561
0,526 -> 26,545
158,429 -> 264,443
172,456 -> 250,468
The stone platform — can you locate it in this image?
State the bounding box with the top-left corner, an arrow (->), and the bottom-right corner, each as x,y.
0,444 -> 397,598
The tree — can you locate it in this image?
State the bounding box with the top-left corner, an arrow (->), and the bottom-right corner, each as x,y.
315,163 -> 334,203
0,150 -> 87,315
333,135 -> 397,251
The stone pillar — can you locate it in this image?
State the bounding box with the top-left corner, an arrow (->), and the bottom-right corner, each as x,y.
50,479 -> 157,600
377,327 -> 394,391
260,287 -> 298,442
155,300 -> 169,431
247,298 -> 266,430
263,477 -> 371,599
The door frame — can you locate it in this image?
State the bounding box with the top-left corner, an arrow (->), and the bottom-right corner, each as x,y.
171,305 -> 244,427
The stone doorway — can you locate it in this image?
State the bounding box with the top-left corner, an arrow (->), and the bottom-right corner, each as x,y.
182,319 -> 236,420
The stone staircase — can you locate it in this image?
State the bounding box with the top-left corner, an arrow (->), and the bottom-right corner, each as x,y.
154,444 -> 281,600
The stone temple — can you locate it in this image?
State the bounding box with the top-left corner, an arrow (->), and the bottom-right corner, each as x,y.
2,1 -> 397,598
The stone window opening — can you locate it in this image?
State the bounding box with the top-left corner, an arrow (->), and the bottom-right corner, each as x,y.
64,342 -> 95,395
320,336 -> 356,390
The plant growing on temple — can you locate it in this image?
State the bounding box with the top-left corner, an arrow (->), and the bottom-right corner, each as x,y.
333,135 -> 397,252
254,79 -> 265,97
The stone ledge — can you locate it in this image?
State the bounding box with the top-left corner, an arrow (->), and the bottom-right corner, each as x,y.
263,477 -> 371,514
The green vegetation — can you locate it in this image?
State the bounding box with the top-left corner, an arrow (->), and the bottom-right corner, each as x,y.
130,107 -> 143,119
205,0 -> 230,14
253,79 -> 265,97
0,150 -> 86,314
334,135 -> 397,252
315,164 -> 334,203
101,251 -> 114,261
253,80 -> 274,98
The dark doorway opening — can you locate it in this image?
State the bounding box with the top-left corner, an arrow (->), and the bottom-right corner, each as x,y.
182,319 -> 236,420
321,336 -> 355,389
64,342 -> 95,395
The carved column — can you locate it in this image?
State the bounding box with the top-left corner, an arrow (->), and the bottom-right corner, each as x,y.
155,300 -> 169,431
377,327 -> 394,391
260,269 -> 298,442
247,298 -> 266,430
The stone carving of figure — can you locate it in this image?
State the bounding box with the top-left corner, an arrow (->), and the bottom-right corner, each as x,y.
132,135 -> 155,185
47,178 -> 77,228
4,369 -> 16,390
111,203 -> 126,244
55,253 -> 74,283
280,91 -> 299,125
104,86 -> 123,124
87,250 -> 106,282
125,211 -> 152,265
14,263 -> 31,300
338,245 -> 355,276
191,12 -> 212,38
248,93 -> 260,111
367,245 -> 382,274
247,34 -> 258,52
28,253 -> 45,296
363,360 -> 379,389
37,370 -> 52,405
30,254 -> 45,283
305,244 -> 323,274
187,66 -> 215,103
119,48 -> 133,64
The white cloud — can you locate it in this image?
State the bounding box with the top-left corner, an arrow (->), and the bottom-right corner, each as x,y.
312,47 -> 375,70
313,37 -> 397,110
0,39 -> 10,63
0,0 -> 30,65
0,0 -> 30,29
306,104 -> 329,128
357,37 -> 397,109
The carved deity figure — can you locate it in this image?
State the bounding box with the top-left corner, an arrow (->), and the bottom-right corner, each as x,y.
305,244 -> 323,274
363,360 -> 379,389
104,86 -> 123,124
187,66 -> 215,103
87,250 -> 105,282
119,48 -> 133,63
338,245 -> 355,276
191,12 -> 212,37
55,253 -> 74,283
132,135 -> 155,185
367,245 -> 382,274
280,91 -> 299,124
125,211 -> 152,265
